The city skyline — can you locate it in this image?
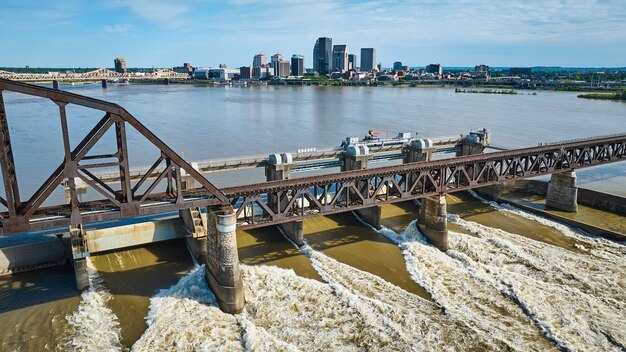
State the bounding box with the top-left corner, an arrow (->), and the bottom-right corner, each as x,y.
1,0 -> 626,68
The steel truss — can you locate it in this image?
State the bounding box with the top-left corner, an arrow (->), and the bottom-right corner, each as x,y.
222,134 -> 626,229
0,79 -> 227,233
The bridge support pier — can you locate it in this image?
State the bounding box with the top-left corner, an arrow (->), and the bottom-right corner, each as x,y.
342,147 -> 381,229
418,195 -> 448,251
404,140 -> 434,163
265,154 -> 305,245
456,129 -> 490,157
546,171 -> 578,212
205,205 -> 245,314
341,153 -> 371,171
355,205 -> 382,229
280,220 -> 304,246
52,80 -> 60,90
476,180 -> 515,201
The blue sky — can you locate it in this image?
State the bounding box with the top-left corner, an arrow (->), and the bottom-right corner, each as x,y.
1,0 -> 625,68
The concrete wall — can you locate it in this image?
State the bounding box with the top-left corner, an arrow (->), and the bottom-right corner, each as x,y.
0,235 -> 67,276
85,218 -> 186,254
515,180 -> 626,215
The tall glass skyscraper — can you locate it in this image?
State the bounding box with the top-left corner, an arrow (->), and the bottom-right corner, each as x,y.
313,37 -> 332,75
360,48 -> 376,72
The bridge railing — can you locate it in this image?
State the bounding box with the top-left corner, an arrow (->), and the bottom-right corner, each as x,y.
0,78 -> 227,233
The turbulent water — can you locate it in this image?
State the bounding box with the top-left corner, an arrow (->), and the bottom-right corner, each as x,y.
54,204 -> 621,351
65,258 -> 123,352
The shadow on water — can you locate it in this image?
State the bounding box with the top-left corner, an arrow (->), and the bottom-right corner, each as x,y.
304,212 -> 432,300
237,227 -> 322,281
0,265 -> 82,351
90,239 -> 194,348
0,265 -> 80,313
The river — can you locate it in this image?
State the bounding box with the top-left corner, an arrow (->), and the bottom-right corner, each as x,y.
0,84 -> 625,351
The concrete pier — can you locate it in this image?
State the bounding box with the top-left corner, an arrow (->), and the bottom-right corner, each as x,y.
280,220 -> 304,246
342,145 -> 382,228
456,129 -> 490,157
101,79 -> 107,88
205,205 -> 245,314
52,80 -> 60,90
476,180 -> 516,201
546,171 -> 578,212
404,139 -> 434,163
266,153 -> 305,244
418,195 -> 448,251
341,153 -> 371,171
355,205 -> 382,229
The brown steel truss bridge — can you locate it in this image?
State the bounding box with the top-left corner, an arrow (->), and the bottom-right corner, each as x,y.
0,78 -> 625,234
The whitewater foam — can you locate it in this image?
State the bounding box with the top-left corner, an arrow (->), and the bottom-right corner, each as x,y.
376,223 -> 556,351
446,210 -> 626,351
65,257 -> 124,352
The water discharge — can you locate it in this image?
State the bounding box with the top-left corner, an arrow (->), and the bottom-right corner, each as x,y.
375,191 -> 626,351
65,257 -> 123,352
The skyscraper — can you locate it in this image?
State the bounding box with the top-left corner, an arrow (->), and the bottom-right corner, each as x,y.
332,45 -> 348,72
114,57 -> 127,73
271,53 -> 289,77
393,61 -> 403,71
360,48 -> 376,72
313,37 -> 332,75
253,53 -> 267,68
291,55 -> 304,76
348,54 -> 357,70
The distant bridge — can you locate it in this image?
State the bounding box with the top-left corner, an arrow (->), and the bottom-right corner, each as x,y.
0,68 -> 188,82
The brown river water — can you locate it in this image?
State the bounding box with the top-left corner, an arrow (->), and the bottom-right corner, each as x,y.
1,84 -> 625,351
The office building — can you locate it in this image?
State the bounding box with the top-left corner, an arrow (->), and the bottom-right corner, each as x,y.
114,57 -> 127,73
253,53 -> 267,68
474,64 -> 490,72
271,53 -> 283,75
348,54 -> 357,70
332,45 -> 348,72
270,53 -> 290,77
393,61 -> 403,71
240,66 -> 252,80
425,63 -> 442,75
291,55 -> 304,76
360,48 -> 376,72
313,37 -> 332,75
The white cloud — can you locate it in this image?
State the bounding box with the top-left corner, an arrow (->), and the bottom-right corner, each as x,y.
104,24 -> 134,33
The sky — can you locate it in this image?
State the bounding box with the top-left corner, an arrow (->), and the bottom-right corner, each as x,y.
1,0 -> 625,68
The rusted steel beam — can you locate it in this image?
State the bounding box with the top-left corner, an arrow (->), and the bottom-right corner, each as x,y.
0,90 -> 21,219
